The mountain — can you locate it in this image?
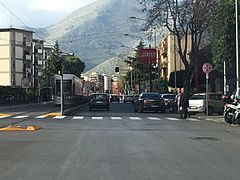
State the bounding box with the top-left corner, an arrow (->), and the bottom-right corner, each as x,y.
36,0 -> 147,74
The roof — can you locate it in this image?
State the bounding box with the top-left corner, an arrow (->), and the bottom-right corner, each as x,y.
0,28 -> 34,33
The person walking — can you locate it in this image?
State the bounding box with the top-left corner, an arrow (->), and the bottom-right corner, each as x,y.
178,89 -> 189,119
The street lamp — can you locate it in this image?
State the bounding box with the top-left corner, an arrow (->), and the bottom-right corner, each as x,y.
235,0 -> 239,90
130,16 -> 160,92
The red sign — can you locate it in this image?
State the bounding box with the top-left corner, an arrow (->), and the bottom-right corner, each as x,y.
139,48 -> 156,63
202,63 -> 213,74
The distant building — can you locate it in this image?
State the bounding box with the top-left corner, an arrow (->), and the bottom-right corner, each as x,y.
158,32 -> 191,91
0,28 -> 34,87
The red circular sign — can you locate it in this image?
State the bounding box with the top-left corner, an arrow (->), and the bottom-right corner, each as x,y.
202,63 -> 213,74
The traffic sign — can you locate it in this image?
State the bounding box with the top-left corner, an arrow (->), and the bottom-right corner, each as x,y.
202,63 -> 213,74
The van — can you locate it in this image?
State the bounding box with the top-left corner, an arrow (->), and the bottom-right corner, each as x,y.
188,93 -> 224,115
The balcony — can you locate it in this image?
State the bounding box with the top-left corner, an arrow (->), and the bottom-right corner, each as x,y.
23,41 -> 32,47
25,54 -> 32,60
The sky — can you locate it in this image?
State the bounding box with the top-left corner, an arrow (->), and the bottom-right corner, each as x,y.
0,0 -> 98,28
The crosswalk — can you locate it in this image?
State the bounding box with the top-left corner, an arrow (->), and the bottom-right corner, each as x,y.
0,114 -> 201,122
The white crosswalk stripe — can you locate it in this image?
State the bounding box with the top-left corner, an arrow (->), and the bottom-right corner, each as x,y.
186,118 -> 200,122
166,117 -> 181,121
6,114 -> 201,122
73,116 -> 84,120
0,115 -> 11,119
129,117 -> 142,120
53,116 -> 66,119
111,117 -> 122,120
147,117 -> 162,121
35,115 -> 48,119
13,115 -> 29,119
92,117 -> 103,120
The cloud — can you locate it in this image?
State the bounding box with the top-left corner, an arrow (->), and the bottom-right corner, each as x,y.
26,0 -> 97,13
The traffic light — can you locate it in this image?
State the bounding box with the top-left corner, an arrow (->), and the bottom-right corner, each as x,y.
115,67 -> 119,72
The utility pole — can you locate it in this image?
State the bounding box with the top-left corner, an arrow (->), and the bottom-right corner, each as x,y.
33,46 -> 38,103
236,0 -> 239,90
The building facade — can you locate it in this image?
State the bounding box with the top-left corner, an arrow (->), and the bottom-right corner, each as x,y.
0,28 -> 34,87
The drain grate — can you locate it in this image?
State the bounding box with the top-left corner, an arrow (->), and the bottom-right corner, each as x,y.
191,136 -> 221,141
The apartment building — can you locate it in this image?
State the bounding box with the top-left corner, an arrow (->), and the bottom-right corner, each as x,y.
0,28 -> 34,87
158,32 -> 191,81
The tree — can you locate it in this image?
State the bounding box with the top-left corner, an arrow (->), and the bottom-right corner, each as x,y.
212,0 -> 239,93
42,41 -> 85,99
63,55 -> 85,76
138,0 -> 217,96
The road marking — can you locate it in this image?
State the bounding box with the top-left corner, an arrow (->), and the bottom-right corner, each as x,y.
13,115 -> 29,119
166,117 -> 181,121
187,118 -> 200,122
0,115 -> 11,119
147,117 -> 162,121
111,117 -> 122,120
92,117 -> 103,120
73,116 -> 84,120
53,116 -> 66,119
129,117 -> 142,120
35,115 -> 48,119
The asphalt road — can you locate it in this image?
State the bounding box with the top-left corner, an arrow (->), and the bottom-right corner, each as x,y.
0,102 -> 240,180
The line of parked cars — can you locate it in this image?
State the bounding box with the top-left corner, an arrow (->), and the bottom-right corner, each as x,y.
88,91 -> 229,115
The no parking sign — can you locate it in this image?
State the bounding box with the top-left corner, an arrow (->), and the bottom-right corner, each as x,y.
202,63 -> 213,116
202,63 -> 213,74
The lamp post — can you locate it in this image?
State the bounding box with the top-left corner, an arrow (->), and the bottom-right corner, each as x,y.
130,16 -> 160,91
124,34 -> 143,93
236,0 -> 239,90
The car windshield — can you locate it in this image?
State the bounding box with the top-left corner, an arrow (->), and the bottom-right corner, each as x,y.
141,93 -> 160,99
92,94 -> 107,100
162,94 -> 175,99
190,94 -> 205,100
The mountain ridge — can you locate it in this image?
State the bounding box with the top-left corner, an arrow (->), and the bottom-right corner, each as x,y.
36,0 -> 146,74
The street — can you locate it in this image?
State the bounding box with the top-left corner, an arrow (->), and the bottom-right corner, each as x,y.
0,102 -> 240,180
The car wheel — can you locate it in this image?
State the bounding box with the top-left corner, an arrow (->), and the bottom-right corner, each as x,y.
205,106 -> 213,115
161,108 -> 165,113
138,105 -> 143,113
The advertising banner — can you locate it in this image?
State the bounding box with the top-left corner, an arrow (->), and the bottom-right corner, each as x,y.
139,48 -> 156,63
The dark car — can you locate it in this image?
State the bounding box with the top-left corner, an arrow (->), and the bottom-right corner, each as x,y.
110,94 -> 120,103
134,92 -> 165,113
89,93 -> 110,111
161,93 -> 177,112
123,95 -> 135,103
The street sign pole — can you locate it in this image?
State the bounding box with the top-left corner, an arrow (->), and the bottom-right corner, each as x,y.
206,73 -> 209,116
202,63 -> 213,116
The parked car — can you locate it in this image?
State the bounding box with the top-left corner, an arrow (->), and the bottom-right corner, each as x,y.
89,93 -> 110,111
134,92 -> 165,113
161,93 -> 177,112
109,94 -> 120,103
188,93 -> 224,115
123,95 -> 135,103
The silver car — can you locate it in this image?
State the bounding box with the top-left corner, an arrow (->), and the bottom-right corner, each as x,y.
188,93 -> 224,115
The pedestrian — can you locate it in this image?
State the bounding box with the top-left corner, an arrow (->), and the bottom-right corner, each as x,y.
178,88 -> 189,119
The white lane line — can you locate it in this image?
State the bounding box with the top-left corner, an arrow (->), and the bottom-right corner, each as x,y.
166,117 -> 181,121
13,115 -> 29,119
147,117 -> 162,121
92,117 -> 103,120
35,115 -> 48,119
129,117 -> 142,120
73,116 -> 84,120
111,117 -> 122,120
53,116 -> 66,119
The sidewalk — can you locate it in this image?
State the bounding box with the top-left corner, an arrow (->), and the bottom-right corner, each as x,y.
193,114 -> 225,123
